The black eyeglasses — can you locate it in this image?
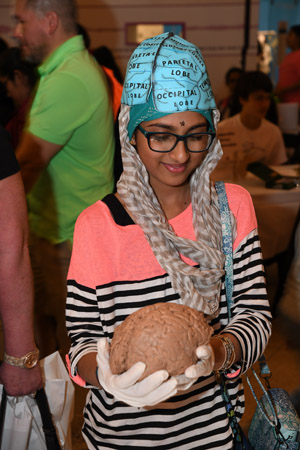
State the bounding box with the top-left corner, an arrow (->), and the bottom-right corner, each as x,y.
137,125 -> 215,153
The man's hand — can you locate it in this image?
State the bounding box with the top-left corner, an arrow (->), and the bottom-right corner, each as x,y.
0,362 -> 43,396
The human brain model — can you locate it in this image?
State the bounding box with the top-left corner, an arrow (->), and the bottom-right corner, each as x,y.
109,302 -> 213,379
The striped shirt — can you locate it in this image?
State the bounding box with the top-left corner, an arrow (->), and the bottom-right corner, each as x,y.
66,183 -> 272,449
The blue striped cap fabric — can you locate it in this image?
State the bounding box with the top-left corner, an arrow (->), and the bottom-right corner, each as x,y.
122,32 -> 216,122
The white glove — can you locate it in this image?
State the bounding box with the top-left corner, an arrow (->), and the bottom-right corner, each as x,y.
96,338 -> 178,407
176,344 -> 215,391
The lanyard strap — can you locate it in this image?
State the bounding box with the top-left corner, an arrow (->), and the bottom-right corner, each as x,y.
215,182 -> 289,447
215,180 -> 234,319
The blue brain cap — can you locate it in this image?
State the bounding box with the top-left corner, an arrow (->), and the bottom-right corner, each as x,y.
122,32 -> 216,116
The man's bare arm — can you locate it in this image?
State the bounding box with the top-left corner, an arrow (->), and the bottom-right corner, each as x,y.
0,171 -> 43,395
16,131 -> 63,193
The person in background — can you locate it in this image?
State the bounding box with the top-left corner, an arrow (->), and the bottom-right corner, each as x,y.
0,126 -> 42,396
275,25 -> 300,106
66,32 -> 271,449
76,23 -> 123,185
217,67 -> 244,120
92,45 -> 123,184
0,47 -> 38,148
93,45 -> 124,84
217,70 -> 287,169
14,0 -> 115,358
76,24 -> 123,123
0,38 -> 8,54
0,37 -> 15,127
229,74 -> 279,126
76,22 -> 91,50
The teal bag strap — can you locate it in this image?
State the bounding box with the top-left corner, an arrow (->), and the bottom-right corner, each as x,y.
215,182 -> 288,445
215,180 -> 234,320
215,181 -> 272,375
215,181 -> 250,449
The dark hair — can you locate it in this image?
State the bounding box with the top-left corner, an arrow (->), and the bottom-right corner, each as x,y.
76,23 -> 90,49
236,70 -> 273,100
290,25 -> 300,38
0,37 -> 8,55
92,46 -> 123,84
0,47 -> 38,88
225,67 -> 244,84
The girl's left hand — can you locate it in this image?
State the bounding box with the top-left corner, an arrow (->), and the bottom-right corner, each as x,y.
176,345 -> 215,391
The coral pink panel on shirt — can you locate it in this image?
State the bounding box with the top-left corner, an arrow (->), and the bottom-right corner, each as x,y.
68,183 -> 257,287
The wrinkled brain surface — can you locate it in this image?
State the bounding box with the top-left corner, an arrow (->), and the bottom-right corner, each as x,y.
110,302 -> 213,379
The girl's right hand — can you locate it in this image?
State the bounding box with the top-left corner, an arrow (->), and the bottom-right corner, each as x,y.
96,338 -> 178,407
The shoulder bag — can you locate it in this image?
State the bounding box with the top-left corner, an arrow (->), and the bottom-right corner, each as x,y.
215,180 -> 300,450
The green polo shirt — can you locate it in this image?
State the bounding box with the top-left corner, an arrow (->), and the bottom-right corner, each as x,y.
27,35 -> 115,243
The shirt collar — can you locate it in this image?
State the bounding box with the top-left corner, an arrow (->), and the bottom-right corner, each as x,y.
38,35 -> 85,76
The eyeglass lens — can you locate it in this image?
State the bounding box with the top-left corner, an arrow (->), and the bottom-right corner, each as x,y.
148,132 -> 213,152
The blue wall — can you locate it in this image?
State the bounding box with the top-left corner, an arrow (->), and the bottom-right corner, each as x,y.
258,0 -> 300,83
259,0 -> 300,32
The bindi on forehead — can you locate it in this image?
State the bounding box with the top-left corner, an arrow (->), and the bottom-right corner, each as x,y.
179,121 -> 185,127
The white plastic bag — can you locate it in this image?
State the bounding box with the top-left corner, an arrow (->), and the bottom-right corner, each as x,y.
40,351 -> 75,450
0,387 -> 47,450
0,351 -> 74,450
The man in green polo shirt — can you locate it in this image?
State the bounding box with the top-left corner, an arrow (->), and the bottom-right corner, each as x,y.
14,0 -> 115,358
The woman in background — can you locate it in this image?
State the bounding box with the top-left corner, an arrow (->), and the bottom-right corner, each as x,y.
275,25 -> 300,107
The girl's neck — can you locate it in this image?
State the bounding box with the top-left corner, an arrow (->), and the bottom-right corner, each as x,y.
155,185 -> 191,220
115,183 -> 191,221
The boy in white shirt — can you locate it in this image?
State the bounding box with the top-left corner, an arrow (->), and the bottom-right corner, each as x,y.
216,71 -> 287,177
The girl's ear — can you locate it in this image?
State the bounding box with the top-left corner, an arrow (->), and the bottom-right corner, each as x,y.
129,134 -> 136,145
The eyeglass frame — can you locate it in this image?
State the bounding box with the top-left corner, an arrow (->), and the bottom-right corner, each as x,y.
137,124 -> 216,153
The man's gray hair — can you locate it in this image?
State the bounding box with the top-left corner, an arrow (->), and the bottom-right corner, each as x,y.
25,0 -> 77,32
